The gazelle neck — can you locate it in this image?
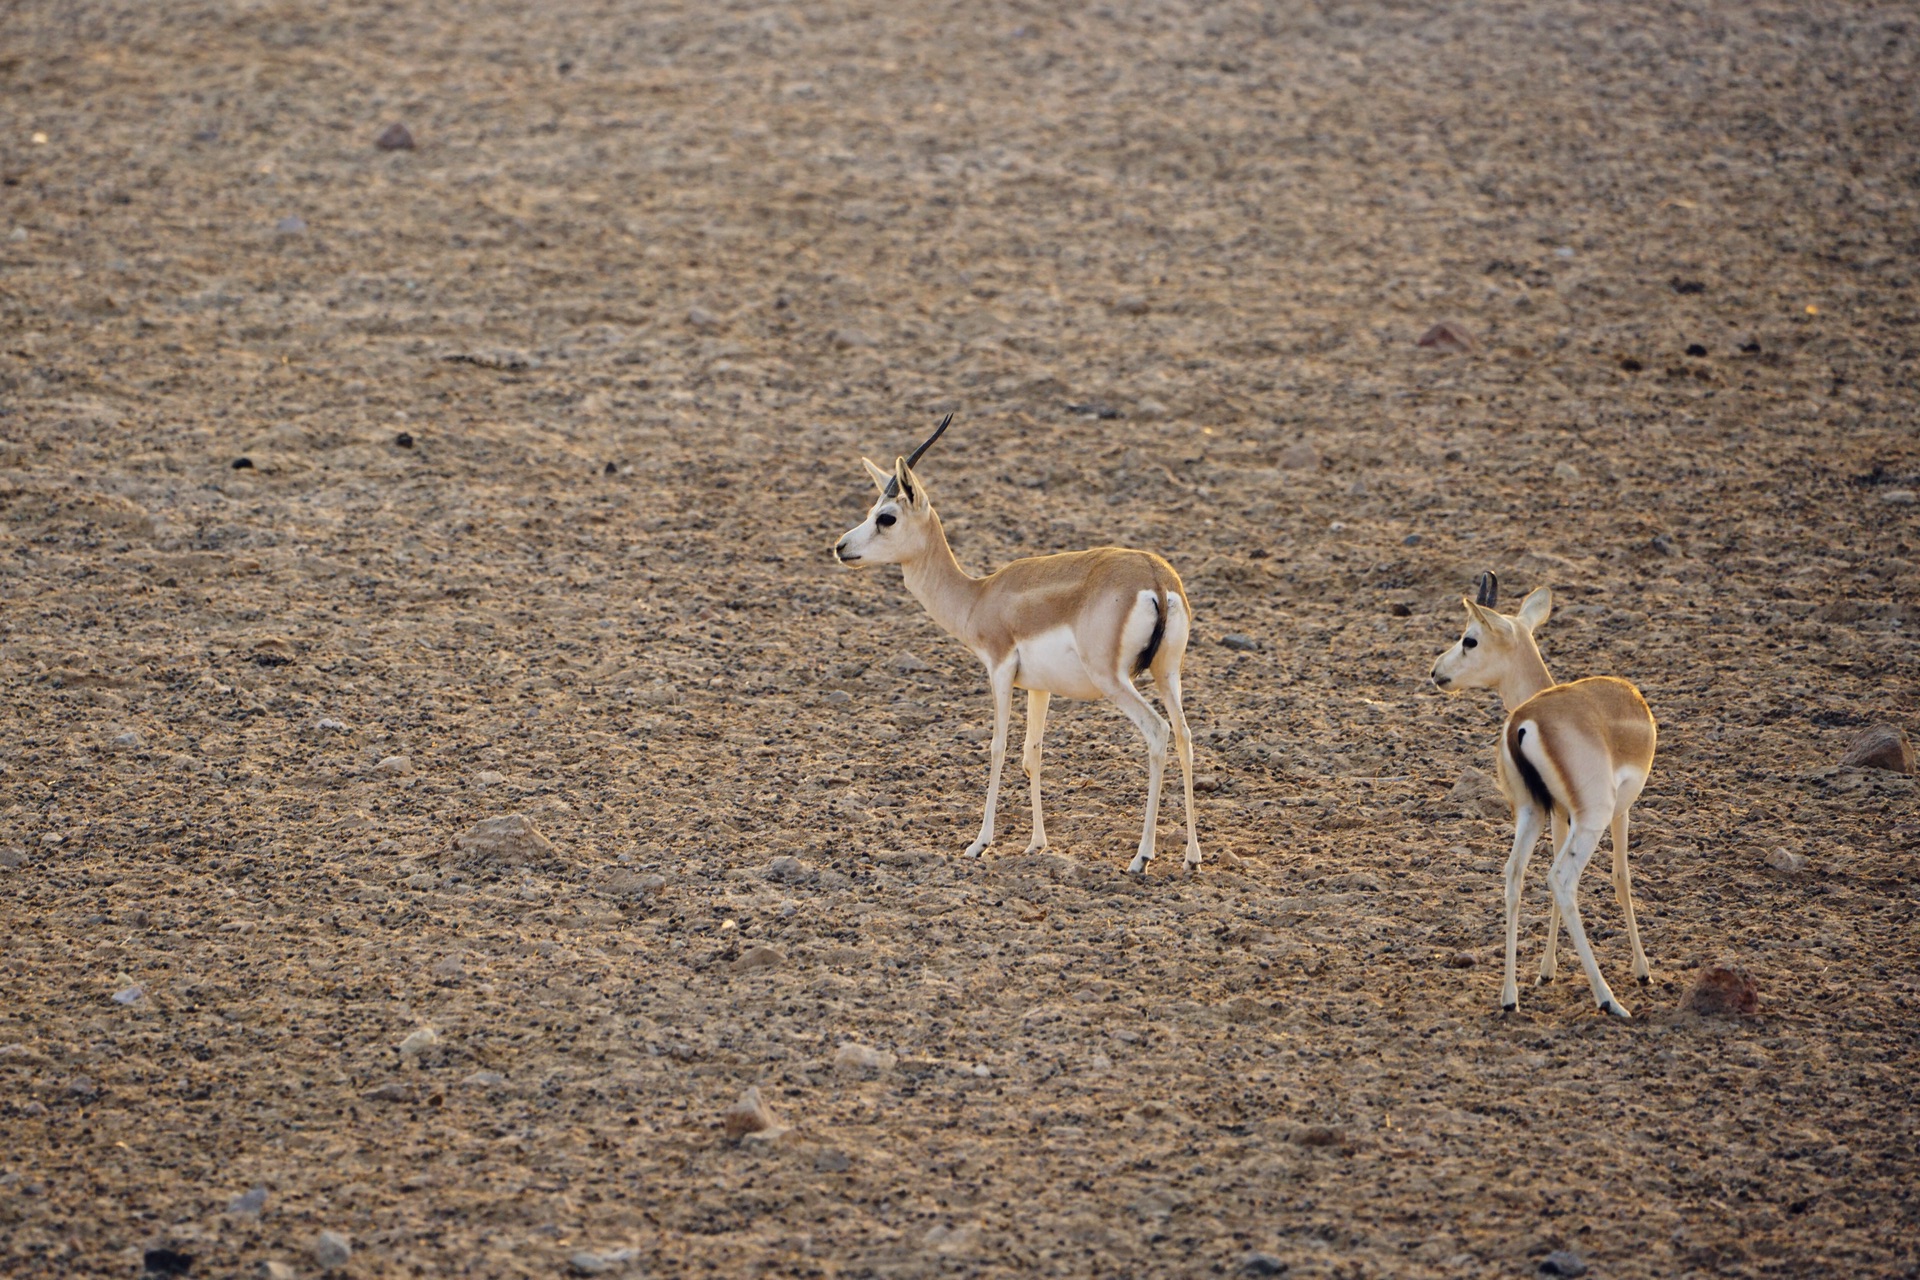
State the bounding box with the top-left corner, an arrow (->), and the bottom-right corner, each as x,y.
899,509 -> 983,642
1499,640 -> 1555,713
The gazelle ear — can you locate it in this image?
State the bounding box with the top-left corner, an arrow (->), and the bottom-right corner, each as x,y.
861,457 -> 892,493
894,456 -> 925,508
1517,586 -> 1553,631
1462,598 -> 1493,626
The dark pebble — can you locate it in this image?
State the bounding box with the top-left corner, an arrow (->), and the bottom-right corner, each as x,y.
1619,356 -> 1643,372
1402,533 -> 1422,546
1389,601 -> 1412,617
1671,278 -> 1707,294
143,1247 -> 194,1276
1243,1252 -> 1288,1276
1219,634 -> 1261,652
376,122 -> 416,151
604,460 -> 618,475
1539,1250 -> 1588,1277
232,457 -> 254,470
1066,401 -> 1121,420
1685,343 -> 1708,357
394,431 -> 414,448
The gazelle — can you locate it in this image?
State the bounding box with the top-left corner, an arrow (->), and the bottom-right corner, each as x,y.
1430,572 -> 1657,1018
832,417 -> 1202,874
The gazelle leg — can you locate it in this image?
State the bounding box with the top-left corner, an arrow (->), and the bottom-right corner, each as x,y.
1612,805 -> 1651,984
1548,821 -> 1629,1018
1538,809 -> 1567,985
966,665 -> 1016,858
1154,668 -> 1202,868
1502,803 -> 1546,1012
1022,690 -> 1051,854
1100,676 -> 1169,875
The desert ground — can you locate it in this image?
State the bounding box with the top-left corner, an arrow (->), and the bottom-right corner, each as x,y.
3,1 -> 1918,1276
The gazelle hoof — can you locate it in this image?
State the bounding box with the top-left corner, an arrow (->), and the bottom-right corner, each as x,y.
1126,854 -> 1149,875
963,840 -> 989,858
1023,840 -> 1049,855
1501,1003 -> 1517,1014
1636,973 -> 1652,987
1600,999 -> 1632,1020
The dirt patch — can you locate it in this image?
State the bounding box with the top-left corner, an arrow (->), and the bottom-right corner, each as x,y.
2,1 -> 1917,1277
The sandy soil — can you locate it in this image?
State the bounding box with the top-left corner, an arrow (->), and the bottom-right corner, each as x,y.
3,1 -> 1918,1276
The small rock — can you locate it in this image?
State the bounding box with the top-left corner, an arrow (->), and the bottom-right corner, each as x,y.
1243,1252 -> 1288,1277
374,755 -> 412,776
474,769 -> 507,787
833,1043 -> 897,1074
1276,442 -> 1319,470
1066,401 -> 1121,420
312,1230 -> 351,1270
1294,1125 -> 1341,1147
142,1248 -> 194,1276
1552,461 -> 1581,482
1134,396 -> 1169,419
363,1081 -> 414,1103
1449,950 -> 1479,969
889,651 -> 932,673
1219,633 -> 1261,652
828,327 -> 878,349
1684,343 -> 1708,358
67,1074 -> 98,1100
0,848 -> 24,869
1539,1250 -> 1588,1277
112,731 -> 143,750
226,1186 -> 268,1217
257,1263 -> 297,1280
1681,961 -> 1759,1016
273,217 -> 305,236
1839,724 -> 1915,775
455,814 -> 556,866
722,1086 -> 781,1141
687,305 -> 719,329
1112,293 -> 1150,315
1880,489 -> 1917,506
374,122 -> 415,150
232,456 -> 256,470
460,1070 -> 506,1089
1402,533 -> 1422,546
112,985 -> 146,1006
398,1026 -> 440,1059
1415,320 -> 1475,353
764,855 -> 812,883
1447,767 -> 1509,820
568,1248 -> 639,1275
394,431 -> 414,448
1389,601 -> 1413,617
1650,533 -> 1678,556
1766,848 -> 1807,873
7,227 -> 25,243
814,1148 -> 852,1173
1224,996 -> 1271,1023
731,945 -> 784,974
315,717 -> 348,733
971,1063 -> 992,1078
1671,278 -> 1707,295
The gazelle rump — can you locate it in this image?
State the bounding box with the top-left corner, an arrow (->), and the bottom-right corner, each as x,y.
1431,572 -> 1657,1018
833,419 -> 1202,873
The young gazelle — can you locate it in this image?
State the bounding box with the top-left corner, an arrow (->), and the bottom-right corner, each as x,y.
1430,572 -> 1657,1018
833,417 -> 1202,874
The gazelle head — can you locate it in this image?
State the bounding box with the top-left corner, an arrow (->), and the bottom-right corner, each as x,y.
1430,571 -> 1553,694
834,415 -> 951,567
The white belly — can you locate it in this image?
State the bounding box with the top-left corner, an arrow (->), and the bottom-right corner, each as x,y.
1012,626 -> 1103,700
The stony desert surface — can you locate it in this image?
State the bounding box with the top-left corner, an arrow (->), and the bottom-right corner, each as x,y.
2,1 -> 1917,1276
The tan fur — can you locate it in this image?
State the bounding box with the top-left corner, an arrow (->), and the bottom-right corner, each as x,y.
1432,584 -> 1658,1017
835,454 -> 1202,871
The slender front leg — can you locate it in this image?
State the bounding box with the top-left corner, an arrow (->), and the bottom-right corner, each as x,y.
1155,671 -> 1202,868
1549,822 -> 1628,1018
1022,690 -> 1051,853
1502,803 -> 1546,1013
1611,806 -> 1651,984
1538,809 -> 1567,985
966,664 -> 1015,858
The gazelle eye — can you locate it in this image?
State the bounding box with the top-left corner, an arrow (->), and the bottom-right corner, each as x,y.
875,512 -> 897,529
1462,636 -> 1478,649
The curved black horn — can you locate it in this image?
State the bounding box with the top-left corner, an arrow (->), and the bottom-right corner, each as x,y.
883,413 -> 954,498
1475,570 -> 1499,608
